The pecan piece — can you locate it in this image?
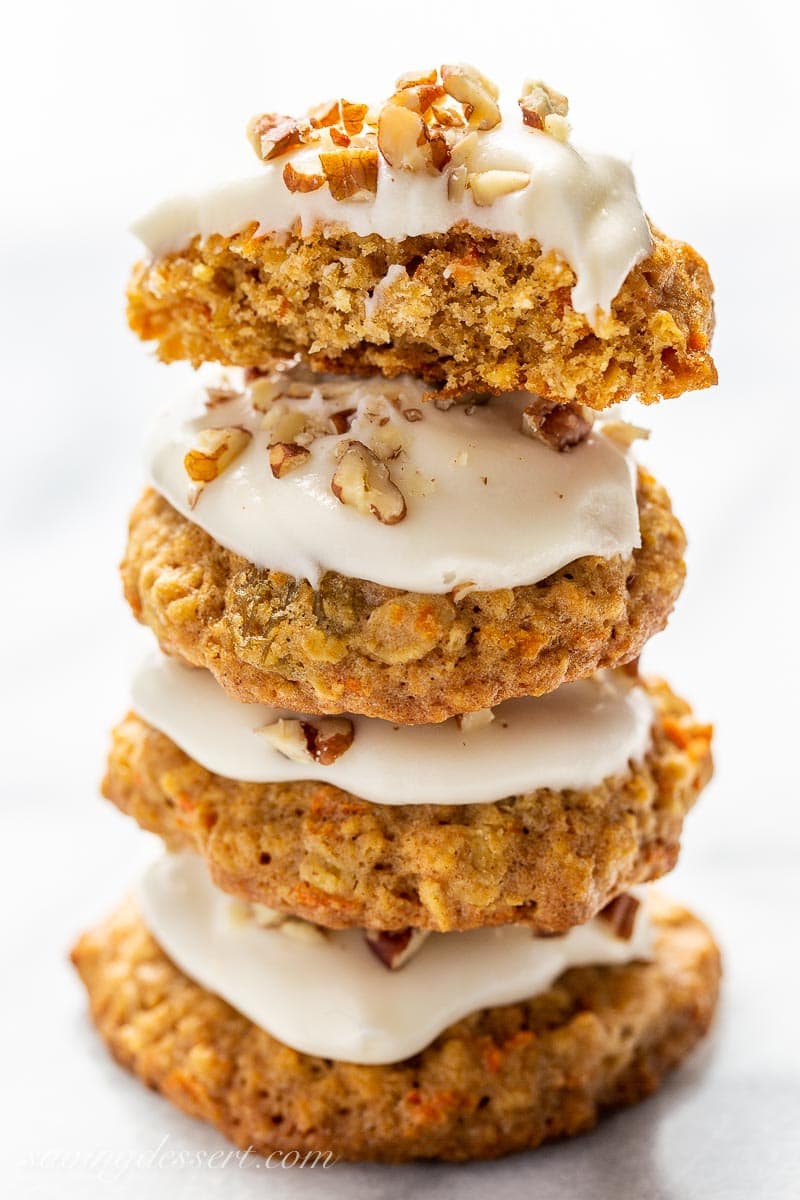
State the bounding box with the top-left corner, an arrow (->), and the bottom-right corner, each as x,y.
340,99 -> 369,135
269,441 -> 311,478
183,426 -> 251,483
598,893 -> 641,941
600,420 -> 650,449
469,168 -> 531,205
257,717 -> 355,765
283,162 -> 326,193
247,113 -> 310,161
319,147 -> 379,200
365,928 -> 431,970
519,80 -> 569,129
521,398 -> 594,451
331,440 -> 407,524
441,63 -> 501,130
377,104 -> 451,174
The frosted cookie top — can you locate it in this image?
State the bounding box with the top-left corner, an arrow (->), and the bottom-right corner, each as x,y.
134,65 -> 652,327
132,655 -> 655,806
146,362 -> 643,594
139,852 -> 651,1064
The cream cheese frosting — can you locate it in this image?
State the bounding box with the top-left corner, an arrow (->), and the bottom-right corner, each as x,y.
138,852 -> 652,1065
145,369 -> 641,594
132,655 -> 655,805
133,108 -> 652,324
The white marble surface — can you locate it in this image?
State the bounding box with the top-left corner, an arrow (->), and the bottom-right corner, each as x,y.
2,2 -> 800,1196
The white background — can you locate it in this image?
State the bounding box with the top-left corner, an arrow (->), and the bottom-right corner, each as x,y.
2,0 -> 799,1196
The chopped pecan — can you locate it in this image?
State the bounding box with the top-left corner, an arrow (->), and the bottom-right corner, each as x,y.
469,168 -> 531,205
283,162 -> 326,193
521,398 -> 594,451
183,426 -> 251,483
365,928 -> 431,970
441,63 -> 501,130
307,99 -> 340,128
377,104 -> 450,174
600,420 -> 650,449
269,441 -> 311,478
389,83 -> 445,114
258,717 -> 355,765
247,113 -> 311,161
340,99 -> 369,135
204,386 -> 241,409
598,893 -> 641,941
519,80 -> 569,130
378,105 -> 430,171
395,68 -> 438,89
331,440 -> 407,524
319,147 -> 379,200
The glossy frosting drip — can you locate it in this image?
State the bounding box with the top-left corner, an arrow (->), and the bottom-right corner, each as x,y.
138,853 -> 652,1065
145,368 -> 641,594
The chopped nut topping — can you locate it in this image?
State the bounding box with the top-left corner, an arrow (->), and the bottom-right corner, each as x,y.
331,440 -> 407,524
257,717 -> 355,765
469,168 -> 531,205
430,101 -> 466,129
269,441 -> 311,478
247,113 -> 311,161
260,404 -> 309,444
389,82 -> 445,114
522,398 -> 594,451
248,376 -> 284,410
365,928 -> 431,970
519,80 -> 569,131
449,130 -> 479,168
395,68 -> 438,89
233,899 -> 327,942
340,99 -> 369,135
428,130 -> 451,172
378,105 -> 430,171
598,893 -> 641,941
368,420 -> 405,462
447,164 -> 468,201
282,162 -> 325,193
307,99 -> 340,129
204,385 -> 241,409
544,113 -> 570,142
455,707 -> 495,732
183,426 -> 251,483
378,104 -> 450,174
256,67 -> 573,206
329,408 -> 356,434
319,147 -> 379,200
600,420 -> 650,449
441,63 -> 501,130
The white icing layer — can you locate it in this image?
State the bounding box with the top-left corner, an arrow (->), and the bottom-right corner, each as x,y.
132,655 -> 654,805
138,853 -> 652,1065
133,111 -> 652,323
146,371 -> 641,594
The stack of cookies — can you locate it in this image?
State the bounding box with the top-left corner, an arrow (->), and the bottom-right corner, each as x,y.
73,65 -> 721,1163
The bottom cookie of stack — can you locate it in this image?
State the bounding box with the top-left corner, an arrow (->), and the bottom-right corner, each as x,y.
71,853 -> 720,1163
